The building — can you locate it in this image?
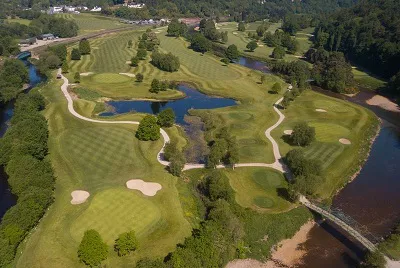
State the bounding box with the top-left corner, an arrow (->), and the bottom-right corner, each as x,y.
41,34 -> 55,40
19,37 -> 37,47
90,6 -> 102,12
49,6 -> 63,14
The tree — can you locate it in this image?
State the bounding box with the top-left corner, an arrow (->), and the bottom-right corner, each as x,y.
363,251 -> 386,268
226,45 -> 239,62
291,122 -> 315,146
246,40 -> 258,52
137,49 -> 147,60
127,40 -> 133,48
272,46 -> 285,59
204,170 -> 234,202
130,56 -> 139,67
169,155 -> 185,176
221,58 -> 229,65
136,73 -> 143,82
157,108 -> 175,127
74,72 -> 80,83
136,115 -> 160,141
150,79 -> 160,93
167,18 -> 187,37
77,230 -> 108,267
221,31 -> 228,43
271,82 -> 282,94
114,230 -> 138,256
71,48 -> 81,60
190,33 -> 211,53
151,51 -> 180,72
61,61 -> 69,73
79,38 -> 91,55
238,22 -> 245,32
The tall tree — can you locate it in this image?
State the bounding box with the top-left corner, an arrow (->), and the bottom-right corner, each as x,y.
79,38 -> 91,55
77,230 -> 108,267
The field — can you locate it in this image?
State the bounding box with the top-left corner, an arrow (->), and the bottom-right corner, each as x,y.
14,78 -> 191,267
216,22 -> 313,60
224,168 -> 293,212
6,18 -> 31,25
271,90 -> 377,198
352,67 -> 387,91
56,13 -> 131,35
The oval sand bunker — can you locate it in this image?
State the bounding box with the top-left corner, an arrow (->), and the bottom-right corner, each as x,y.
315,109 -> 327,112
126,179 -> 162,196
339,138 -> 351,145
71,190 -> 90,205
284,129 -> 293,135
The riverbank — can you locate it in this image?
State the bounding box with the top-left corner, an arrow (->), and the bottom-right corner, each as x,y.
226,220 -> 315,268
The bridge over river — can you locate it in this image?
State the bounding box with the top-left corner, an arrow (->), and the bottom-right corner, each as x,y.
299,195 -> 400,267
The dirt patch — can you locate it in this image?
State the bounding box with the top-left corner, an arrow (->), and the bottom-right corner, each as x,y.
339,138 -> 351,145
315,109 -> 327,112
125,60 -> 131,64
119,72 -> 136,78
283,129 -> 293,135
366,95 -> 400,113
80,72 -> 94,76
126,179 -> 162,196
71,190 -> 90,205
226,221 -> 315,268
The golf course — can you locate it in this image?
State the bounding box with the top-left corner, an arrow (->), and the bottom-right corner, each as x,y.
12,20 -> 379,267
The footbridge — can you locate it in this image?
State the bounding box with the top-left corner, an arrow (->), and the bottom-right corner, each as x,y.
299,195 -> 377,251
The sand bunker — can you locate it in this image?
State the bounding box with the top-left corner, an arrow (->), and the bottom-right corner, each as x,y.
366,95 -> 399,113
126,179 -> 162,196
339,138 -> 351,145
71,190 -> 90,205
80,72 -> 94,76
315,109 -> 327,112
284,129 -> 293,135
119,72 -> 136,78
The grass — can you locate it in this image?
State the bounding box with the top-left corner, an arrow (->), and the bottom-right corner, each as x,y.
70,188 -> 162,244
6,18 -> 31,25
216,22 -> 313,61
56,13 -> 131,35
14,76 -> 191,267
352,67 -> 387,91
272,90 -> 378,199
224,167 -> 292,212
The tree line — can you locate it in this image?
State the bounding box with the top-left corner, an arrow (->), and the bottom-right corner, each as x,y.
0,92 -> 55,267
0,59 -> 29,103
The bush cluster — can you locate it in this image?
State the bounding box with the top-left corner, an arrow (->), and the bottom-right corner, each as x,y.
150,51 -> 180,72
0,92 -> 54,267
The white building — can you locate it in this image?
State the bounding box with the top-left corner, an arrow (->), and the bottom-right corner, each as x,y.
49,6 -> 63,14
65,6 -> 76,12
90,6 -> 102,12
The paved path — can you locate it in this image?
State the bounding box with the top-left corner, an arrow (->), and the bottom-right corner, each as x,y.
59,69 -> 288,172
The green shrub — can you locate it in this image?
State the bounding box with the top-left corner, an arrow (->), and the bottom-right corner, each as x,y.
157,108 -> 175,127
136,115 -> 160,141
114,230 -> 138,256
78,230 -> 108,267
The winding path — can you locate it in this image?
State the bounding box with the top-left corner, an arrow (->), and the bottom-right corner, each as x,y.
58,69 -> 287,173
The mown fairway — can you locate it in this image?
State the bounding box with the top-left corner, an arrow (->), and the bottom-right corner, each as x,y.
272,90 -> 377,198
224,167 -> 292,212
56,13 -> 130,35
15,78 -> 191,267
216,22 -> 313,60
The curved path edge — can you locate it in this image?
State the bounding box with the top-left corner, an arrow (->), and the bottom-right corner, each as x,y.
58,69 -> 288,173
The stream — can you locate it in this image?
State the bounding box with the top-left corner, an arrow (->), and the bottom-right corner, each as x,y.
0,56 -> 44,219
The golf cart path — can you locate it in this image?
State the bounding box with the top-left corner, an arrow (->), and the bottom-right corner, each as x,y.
59,70 -> 287,173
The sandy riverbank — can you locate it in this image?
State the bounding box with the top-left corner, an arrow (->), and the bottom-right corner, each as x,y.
367,95 -> 399,113
226,220 -> 315,268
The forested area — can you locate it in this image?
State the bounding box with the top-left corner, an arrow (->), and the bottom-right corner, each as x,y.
0,92 -> 54,266
313,0 -> 400,96
0,59 -> 29,102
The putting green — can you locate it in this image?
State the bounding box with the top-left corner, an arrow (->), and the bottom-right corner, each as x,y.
309,122 -> 350,142
92,73 -> 131,84
225,168 -> 291,212
70,188 -> 161,244
253,196 -> 274,208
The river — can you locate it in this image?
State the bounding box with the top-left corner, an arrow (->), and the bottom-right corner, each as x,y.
0,57 -> 44,219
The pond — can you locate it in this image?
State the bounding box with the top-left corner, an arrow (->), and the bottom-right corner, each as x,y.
100,85 -> 237,125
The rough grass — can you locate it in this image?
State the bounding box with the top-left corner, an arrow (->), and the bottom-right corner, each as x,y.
272,90 -> 377,198
6,18 -> 31,25
56,13 -> 130,35
70,188 -> 162,244
224,167 -> 292,212
14,77 -> 191,268
352,67 -> 387,91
